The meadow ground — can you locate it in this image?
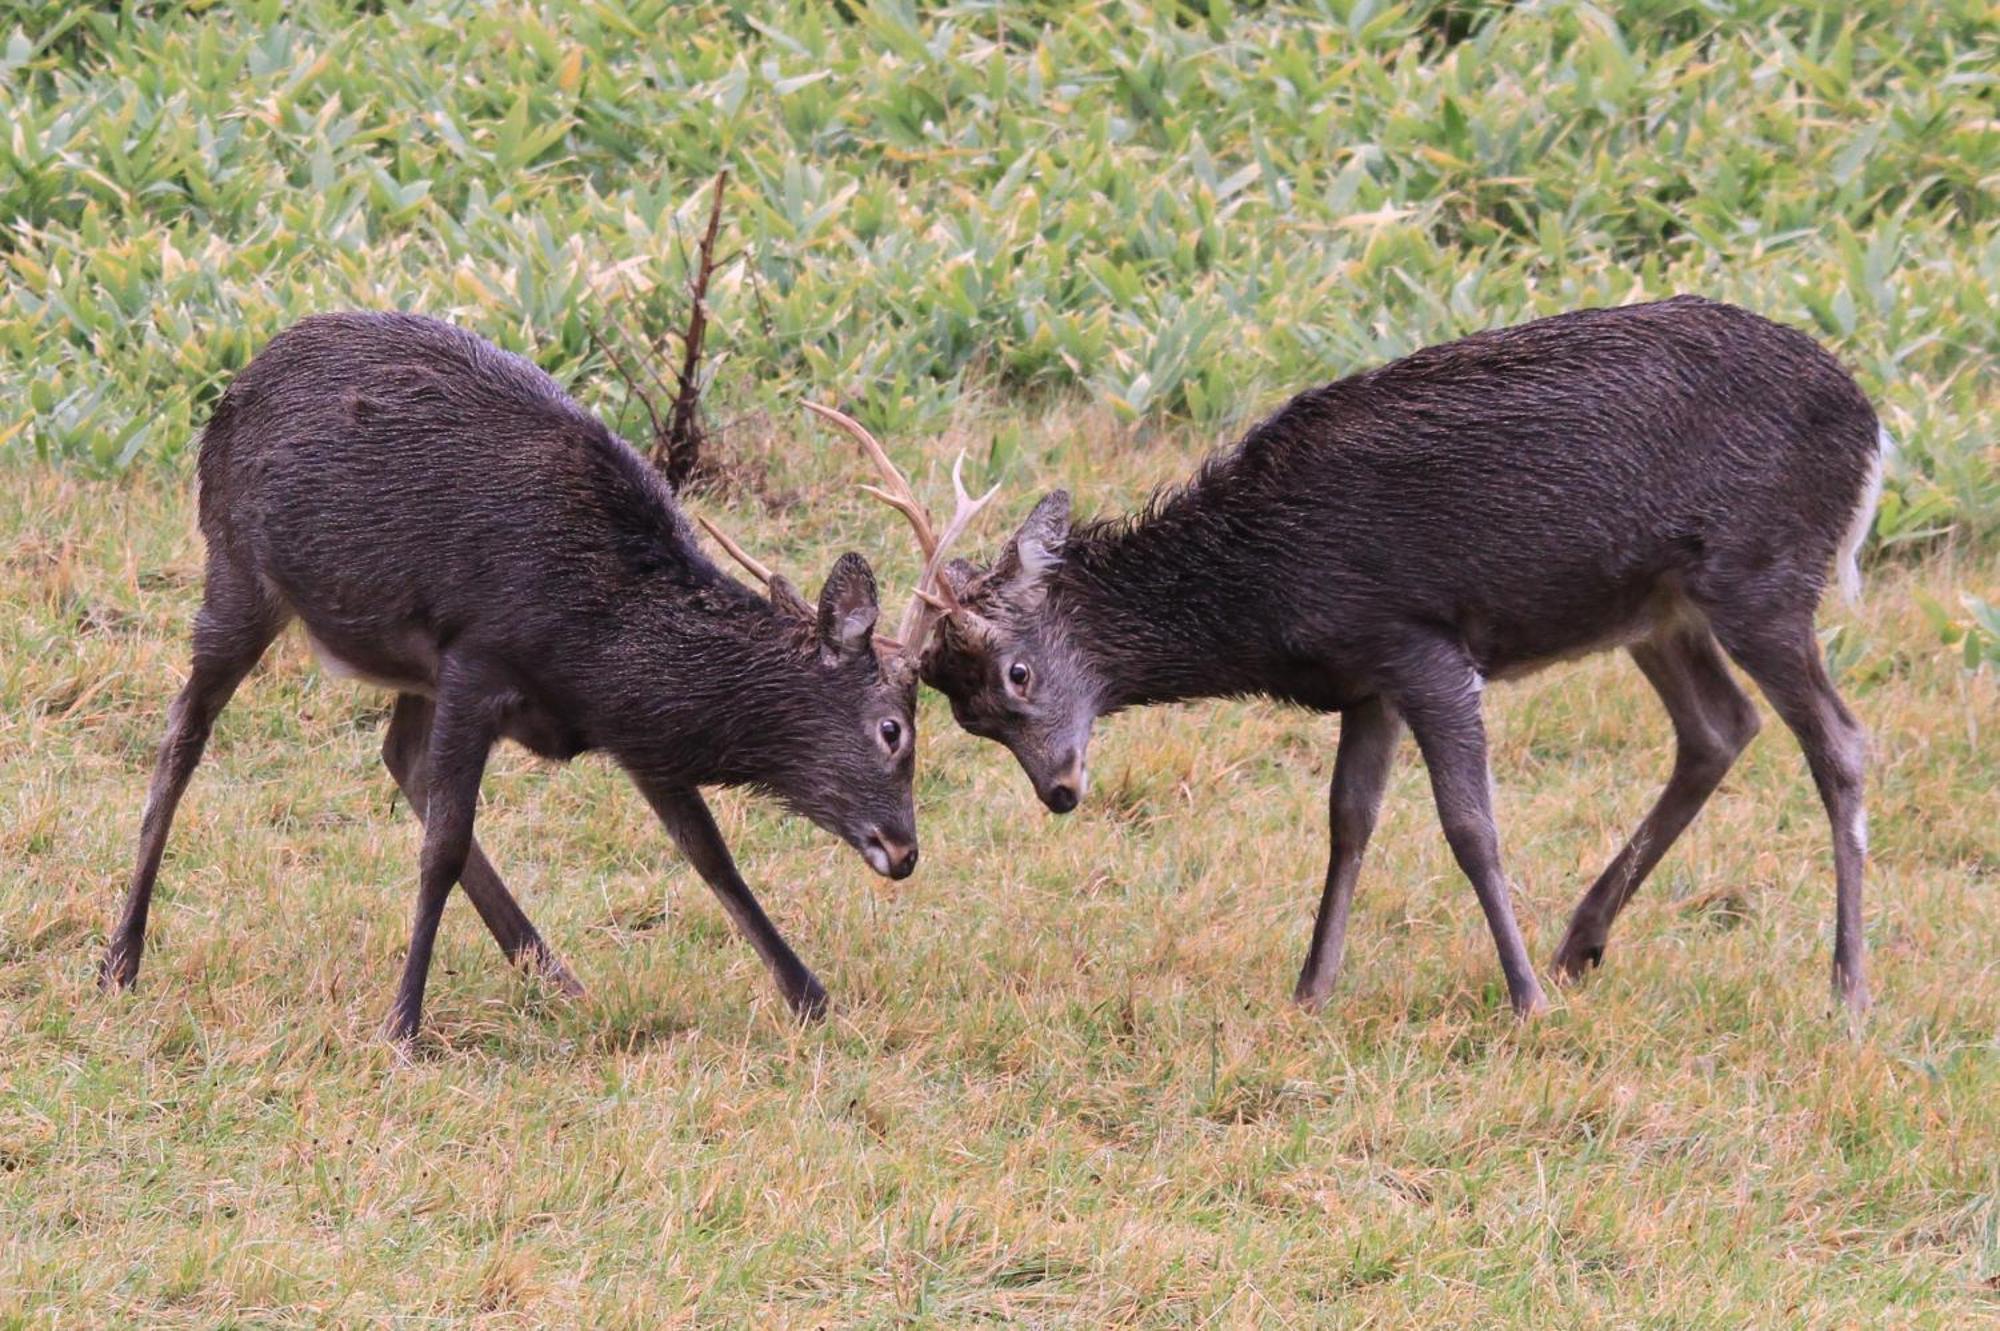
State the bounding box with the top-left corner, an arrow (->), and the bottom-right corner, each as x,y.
1,411 -> 1994,1327
4,0 -> 1997,1325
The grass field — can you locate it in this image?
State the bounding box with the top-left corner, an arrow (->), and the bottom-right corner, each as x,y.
4,425 -> 1997,1326
4,0 -> 1999,1326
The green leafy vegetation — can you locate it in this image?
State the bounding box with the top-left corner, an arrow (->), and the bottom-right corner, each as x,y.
3,0 -> 1995,547
1921,590 -> 2000,671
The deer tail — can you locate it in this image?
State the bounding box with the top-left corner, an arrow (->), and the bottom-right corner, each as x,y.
1835,425 -> 1890,607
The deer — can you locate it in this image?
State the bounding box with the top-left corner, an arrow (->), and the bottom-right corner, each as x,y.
100,312 -> 985,1041
854,296 -> 1886,1020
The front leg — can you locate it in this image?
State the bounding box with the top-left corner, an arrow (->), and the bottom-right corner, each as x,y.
1295,695 -> 1402,1008
632,778 -> 828,1020
1395,653 -> 1548,1018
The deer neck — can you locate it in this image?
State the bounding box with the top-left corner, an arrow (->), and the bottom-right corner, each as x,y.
1054,501 -> 1277,713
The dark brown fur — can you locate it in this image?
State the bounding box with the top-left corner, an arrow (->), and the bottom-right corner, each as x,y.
104,312 -> 920,1039
924,297 -> 1882,1018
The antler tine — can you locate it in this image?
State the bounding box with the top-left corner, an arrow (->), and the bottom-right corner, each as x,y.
931,453 -> 1002,586
855,484 -> 937,556
695,513 -> 774,586
951,452 -> 1002,529
803,401 -> 939,560
895,451 -> 1001,646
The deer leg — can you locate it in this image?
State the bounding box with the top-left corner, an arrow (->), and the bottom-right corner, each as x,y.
631,778 -> 827,1020
381,694 -> 583,997
1710,613 -> 1871,1018
1397,654 -> 1547,1017
101,560 -> 286,991
384,664 -> 499,1042
1295,695 -> 1403,1009
1552,629 -> 1761,981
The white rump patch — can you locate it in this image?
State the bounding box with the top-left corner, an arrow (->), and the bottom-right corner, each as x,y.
1835,428 -> 1889,606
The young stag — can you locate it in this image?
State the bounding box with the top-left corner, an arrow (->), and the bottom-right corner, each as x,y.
902,297 -> 1885,1019
102,313 -> 969,1040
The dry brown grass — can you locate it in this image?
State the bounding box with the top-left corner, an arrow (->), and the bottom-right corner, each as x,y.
2,419 -> 1995,1327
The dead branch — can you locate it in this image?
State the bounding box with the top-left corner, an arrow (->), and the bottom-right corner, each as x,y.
586,320 -> 666,449
658,169 -> 729,489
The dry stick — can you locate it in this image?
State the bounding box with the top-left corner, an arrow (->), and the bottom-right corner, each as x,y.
662,169 -> 729,486
586,320 -> 666,451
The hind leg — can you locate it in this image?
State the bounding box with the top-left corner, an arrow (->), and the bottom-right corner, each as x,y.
1553,627 -> 1761,981
101,556 -> 287,990
383,657 -> 499,1041
1709,610 -> 1870,1017
381,693 -> 583,997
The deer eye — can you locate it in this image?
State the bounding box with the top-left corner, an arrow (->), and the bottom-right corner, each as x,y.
878,718 -> 903,752
1007,661 -> 1031,691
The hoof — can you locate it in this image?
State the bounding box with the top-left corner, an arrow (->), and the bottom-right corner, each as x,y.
1511,984 -> 1552,1019
786,975 -> 830,1023
97,945 -> 138,993
380,1004 -> 422,1048
1292,974 -> 1335,1012
1833,967 -> 1871,1028
1550,937 -> 1604,984
526,946 -> 586,1000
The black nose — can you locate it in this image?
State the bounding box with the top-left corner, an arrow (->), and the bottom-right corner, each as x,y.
1044,782 -> 1079,814
888,844 -> 918,879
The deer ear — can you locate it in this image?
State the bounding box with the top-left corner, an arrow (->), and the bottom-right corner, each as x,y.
989,490 -> 1070,595
815,552 -> 879,664
766,575 -> 814,624
937,557 -> 980,602
1014,490 -> 1070,577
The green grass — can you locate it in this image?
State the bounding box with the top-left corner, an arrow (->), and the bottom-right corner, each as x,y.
2,427 -> 1996,1325
3,0 -> 1999,1325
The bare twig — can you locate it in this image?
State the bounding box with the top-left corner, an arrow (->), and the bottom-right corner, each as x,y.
659,169 -> 729,488
586,320 -> 667,449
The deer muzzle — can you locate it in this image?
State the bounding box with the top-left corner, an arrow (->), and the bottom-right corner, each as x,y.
1036,749 -> 1089,814
860,829 -> 919,880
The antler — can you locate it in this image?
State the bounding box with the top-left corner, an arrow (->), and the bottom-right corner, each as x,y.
803,401 -> 998,656
695,513 -> 774,586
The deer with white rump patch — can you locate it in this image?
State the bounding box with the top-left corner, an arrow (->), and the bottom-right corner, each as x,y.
875,297 -> 1885,1018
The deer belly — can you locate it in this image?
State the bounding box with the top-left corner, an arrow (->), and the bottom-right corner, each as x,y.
304,631 -> 437,696
1481,584 -> 1703,682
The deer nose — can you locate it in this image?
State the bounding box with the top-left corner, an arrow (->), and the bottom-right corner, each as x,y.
862,831 -> 919,880
1041,752 -> 1088,814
